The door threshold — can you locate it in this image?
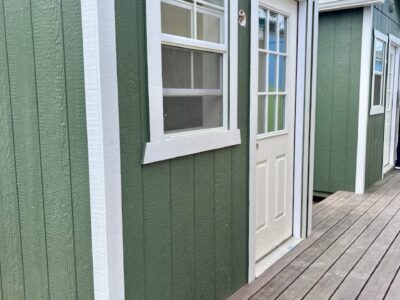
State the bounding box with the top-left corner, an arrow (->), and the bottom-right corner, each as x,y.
255,237 -> 303,278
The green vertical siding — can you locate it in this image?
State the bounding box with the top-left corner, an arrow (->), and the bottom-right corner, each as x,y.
115,0 -> 250,299
0,0 -> 93,298
314,9 -> 363,194
365,3 -> 400,189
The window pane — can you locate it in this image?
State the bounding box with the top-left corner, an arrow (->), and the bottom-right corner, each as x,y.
278,15 -> 287,53
161,2 -> 192,38
278,56 -> 286,92
278,96 -> 286,130
259,8 -> 267,49
193,51 -> 222,89
375,39 -> 385,72
202,0 -> 224,6
197,12 -> 221,43
162,46 -> 192,88
269,54 -> 277,92
373,74 -> 382,106
268,95 -> 276,132
258,53 -> 267,92
269,11 -> 278,52
258,96 -> 266,134
164,96 -> 223,133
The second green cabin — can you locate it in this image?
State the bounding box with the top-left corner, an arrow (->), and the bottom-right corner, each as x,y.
315,0 -> 400,195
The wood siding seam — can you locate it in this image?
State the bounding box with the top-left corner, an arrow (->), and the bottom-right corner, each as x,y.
27,0 -> 52,297
0,0 -> 26,296
59,2 -> 79,298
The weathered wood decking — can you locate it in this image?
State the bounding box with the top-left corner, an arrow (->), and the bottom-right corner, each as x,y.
230,170 -> 400,300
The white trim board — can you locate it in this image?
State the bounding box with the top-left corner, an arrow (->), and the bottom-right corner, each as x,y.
355,6 -> 373,194
80,0 -> 125,299
248,0 -> 313,282
319,0 -> 384,12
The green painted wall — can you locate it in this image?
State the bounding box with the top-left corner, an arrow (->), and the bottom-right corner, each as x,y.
365,2 -> 400,189
115,1 -> 250,299
314,9 -> 363,194
0,0 -> 93,299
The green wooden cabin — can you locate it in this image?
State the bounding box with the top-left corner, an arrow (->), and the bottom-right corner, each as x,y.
0,0 -> 318,299
315,0 -> 400,196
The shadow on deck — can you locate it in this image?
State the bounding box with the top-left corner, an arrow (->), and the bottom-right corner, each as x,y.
230,170 -> 400,300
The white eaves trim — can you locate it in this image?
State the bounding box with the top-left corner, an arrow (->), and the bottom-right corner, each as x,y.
319,0 -> 384,12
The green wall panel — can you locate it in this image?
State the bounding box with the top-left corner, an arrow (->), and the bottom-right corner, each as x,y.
0,0 -> 93,298
115,0 -> 250,299
365,3 -> 400,189
314,9 -> 363,194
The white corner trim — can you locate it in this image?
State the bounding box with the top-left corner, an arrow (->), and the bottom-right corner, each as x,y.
81,1 -> 125,299
355,6 -> 373,194
319,0 -> 384,12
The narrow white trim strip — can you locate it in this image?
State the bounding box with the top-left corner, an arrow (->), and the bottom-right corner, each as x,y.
248,0 -> 259,282
319,0 -> 384,12
81,0 -> 125,299
355,6 -> 373,194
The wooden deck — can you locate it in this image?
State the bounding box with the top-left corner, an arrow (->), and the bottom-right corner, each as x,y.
230,170 -> 400,300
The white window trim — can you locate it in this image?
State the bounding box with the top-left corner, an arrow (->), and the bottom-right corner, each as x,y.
144,0 -> 240,164
370,30 -> 388,116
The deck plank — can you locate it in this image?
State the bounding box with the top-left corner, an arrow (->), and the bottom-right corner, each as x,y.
384,266 -> 400,300
251,174 -> 400,300
312,192 -> 354,228
229,172 -> 400,300
304,194 -> 400,300
357,227 -> 400,299
279,190 -> 400,299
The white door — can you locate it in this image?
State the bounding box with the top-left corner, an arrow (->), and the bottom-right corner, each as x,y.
383,44 -> 400,174
255,0 -> 297,262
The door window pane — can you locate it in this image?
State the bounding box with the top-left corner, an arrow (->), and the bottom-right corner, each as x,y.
161,2 -> 192,38
278,15 -> 287,53
279,56 -> 286,92
269,12 -> 278,52
269,54 -> 277,92
197,12 -> 222,43
164,96 -> 223,133
259,8 -> 267,49
258,96 -> 266,134
268,96 -> 276,132
278,96 -> 286,130
259,53 -> 267,92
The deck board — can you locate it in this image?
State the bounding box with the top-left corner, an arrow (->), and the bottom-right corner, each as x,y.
229,171 -> 400,300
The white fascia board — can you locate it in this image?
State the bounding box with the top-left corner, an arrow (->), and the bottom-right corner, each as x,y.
319,0 -> 384,12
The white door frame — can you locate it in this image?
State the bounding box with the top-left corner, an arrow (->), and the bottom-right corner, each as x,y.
385,34 -> 400,173
248,0 -> 317,282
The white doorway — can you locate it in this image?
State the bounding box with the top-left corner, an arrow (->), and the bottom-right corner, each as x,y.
383,36 -> 400,174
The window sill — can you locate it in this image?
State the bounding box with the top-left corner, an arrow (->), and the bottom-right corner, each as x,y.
142,129 -> 241,164
370,106 -> 384,115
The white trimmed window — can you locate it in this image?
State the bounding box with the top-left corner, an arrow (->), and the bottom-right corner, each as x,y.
144,0 -> 240,164
370,30 -> 388,115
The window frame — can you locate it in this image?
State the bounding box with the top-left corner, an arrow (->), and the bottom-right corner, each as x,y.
370,30 -> 388,116
144,0 -> 240,164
